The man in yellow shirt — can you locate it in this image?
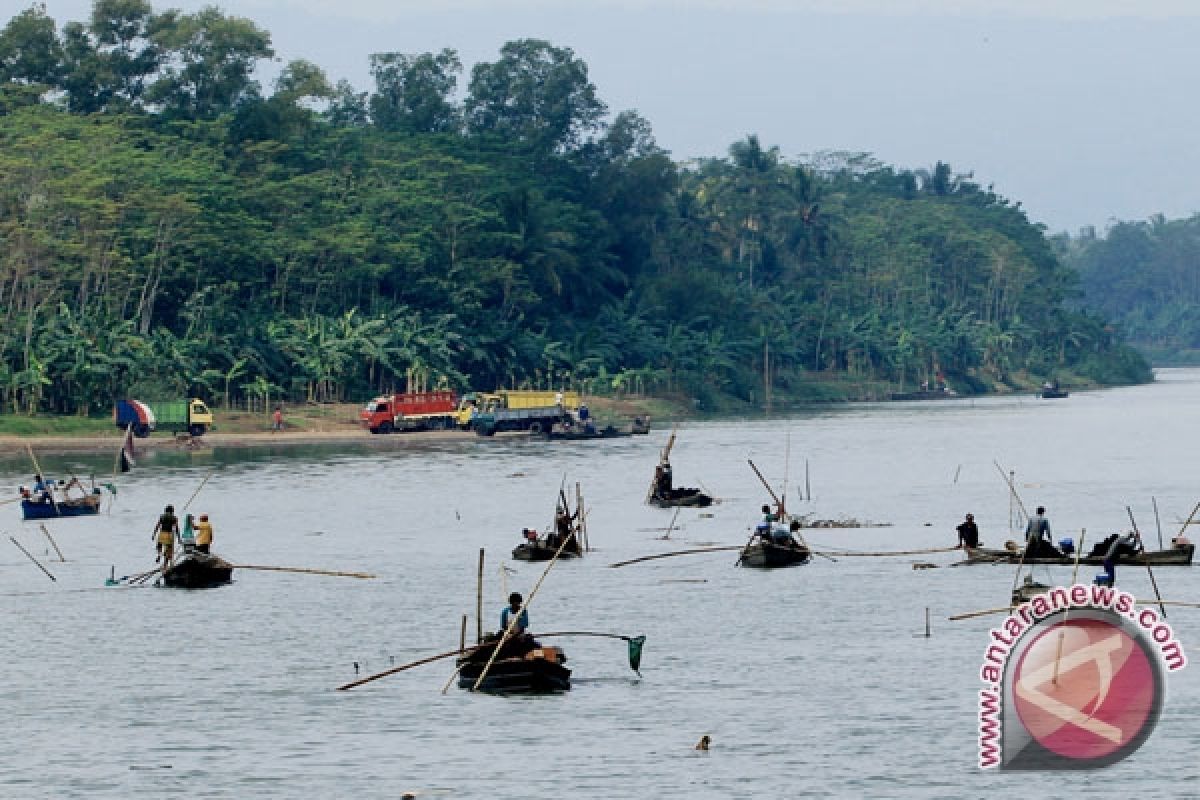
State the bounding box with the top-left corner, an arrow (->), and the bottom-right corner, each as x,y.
195,514 -> 214,554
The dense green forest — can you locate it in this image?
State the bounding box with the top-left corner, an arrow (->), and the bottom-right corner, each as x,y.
0,1 -> 1149,416
1056,215 -> 1200,364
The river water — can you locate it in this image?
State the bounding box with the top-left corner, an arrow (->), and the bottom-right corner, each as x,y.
3,371 -> 1200,798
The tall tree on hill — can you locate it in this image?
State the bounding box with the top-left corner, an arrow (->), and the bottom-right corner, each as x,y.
147,6 -> 272,118
465,39 -> 606,156
369,48 -> 461,134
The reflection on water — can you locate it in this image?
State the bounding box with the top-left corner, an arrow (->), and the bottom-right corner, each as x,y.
4,371 -> 1200,797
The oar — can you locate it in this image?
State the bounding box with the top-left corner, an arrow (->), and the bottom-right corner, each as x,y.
1176,500 -> 1200,542
1127,506 -> 1167,618
609,546 -> 743,568
231,565 -> 375,579
10,536 -> 55,582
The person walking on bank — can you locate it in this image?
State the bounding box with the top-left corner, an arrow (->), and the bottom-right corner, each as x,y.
154,504 -> 180,565
195,513 -> 214,554
272,407 -> 283,432
956,513 -> 980,549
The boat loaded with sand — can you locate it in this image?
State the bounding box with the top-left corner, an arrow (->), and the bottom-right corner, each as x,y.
160,551 -> 235,589
455,634 -> 571,693
513,487 -> 588,562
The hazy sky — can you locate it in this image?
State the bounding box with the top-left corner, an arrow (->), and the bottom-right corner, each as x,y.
29,0 -> 1200,232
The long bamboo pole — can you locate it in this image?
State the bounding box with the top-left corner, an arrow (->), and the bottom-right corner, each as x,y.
10,536 -> 55,581
609,546 -> 743,568
1052,530 -> 1087,686
476,548 -> 484,645
469,525 -> 575,692
231,565 -> 375,579
1176,500 -> 1200,541
1127,506 -> 1167,618
182,468 -> 216,511
1153,497 -> 1164,551
39,524 -> 65,562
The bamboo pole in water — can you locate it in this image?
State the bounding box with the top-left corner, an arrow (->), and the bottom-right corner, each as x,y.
1127,506 -> 1167,619
609,546 -> 743,568
39,524 -> 65,562
182,468 -> 216,511
476,548 -> 484,645
231,565 -> 374,579
10,536 -> 55,581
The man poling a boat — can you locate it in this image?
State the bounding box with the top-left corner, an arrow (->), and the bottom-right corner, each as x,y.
153,505 -> 180,565
501,592 -> 530,637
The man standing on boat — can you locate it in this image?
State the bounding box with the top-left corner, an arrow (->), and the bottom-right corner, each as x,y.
501,592 -> 529,636
153,504 -> 180,565
195,514 -> 214,554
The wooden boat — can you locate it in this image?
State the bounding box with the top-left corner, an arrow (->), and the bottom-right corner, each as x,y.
543,424 -> 633,440
513,539 -> 582,561
648,487 -> 713,508
20,492 -> 102,520
456,635 -> 571,693
966,542 -> 1194,567
160,551 -> 234,589
738,538 -> 811,569
889,388 -> 959,401
1040,387 -> 1069,399
1012,574 -> 1053,605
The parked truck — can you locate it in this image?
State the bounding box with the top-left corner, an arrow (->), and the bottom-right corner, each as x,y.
462,389 -> 581,436
359,391 -> 460,433
114,398 -> 214,438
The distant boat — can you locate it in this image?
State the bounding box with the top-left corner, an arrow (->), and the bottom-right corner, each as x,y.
21,494 -> 102,520
966,542 -> 1193,567
889,388 -> 959,401
1040,387 -> 1069,399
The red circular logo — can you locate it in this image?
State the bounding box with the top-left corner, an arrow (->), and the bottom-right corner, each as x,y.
1012,617 -> 1157,762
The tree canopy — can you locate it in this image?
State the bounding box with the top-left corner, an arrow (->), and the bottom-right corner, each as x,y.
0,1 -> 1149,416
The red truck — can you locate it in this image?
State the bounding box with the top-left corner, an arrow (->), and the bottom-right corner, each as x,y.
360,391 -> 460,433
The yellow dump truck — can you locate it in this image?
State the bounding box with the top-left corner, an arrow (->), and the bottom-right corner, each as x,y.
455,390 -> 581,430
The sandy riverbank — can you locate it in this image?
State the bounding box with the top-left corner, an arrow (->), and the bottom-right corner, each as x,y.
0,427 -> 491,455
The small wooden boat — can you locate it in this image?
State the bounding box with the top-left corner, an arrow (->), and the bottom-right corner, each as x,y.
513,539 -> 582,561
1012,574 -> 1053,604
543,424 -> 633,440
456,635 -> 571,693
966,542 -> 1194,567
160,551 -> 234,589
889,388 -> 959,401
1040,388 -> 1069,399
20,493 -> 102,520
738,538 -> 811,569
648,487 -> 713,508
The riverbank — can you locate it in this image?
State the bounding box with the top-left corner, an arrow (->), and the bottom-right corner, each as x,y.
0,395 -> 672,454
